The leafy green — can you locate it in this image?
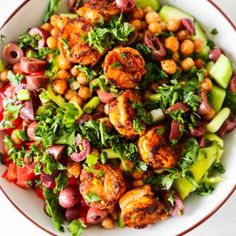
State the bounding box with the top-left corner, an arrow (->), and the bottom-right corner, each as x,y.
18,33 -> 41,48
132,102 -> 153,125
7,71 -> 24,86
84,192 -> 101,203
0,97 -> 23,129
135,43 -> 151,55
43,0 -> 61,23
84,14 -> 134,53
54,173 -> 68,192
60,37 -> 70,57
183,92 -> 201,112
132,118 -> 143,134
44,188 -> 64,231
68,220 -> 86,236
75,65 -> 97,82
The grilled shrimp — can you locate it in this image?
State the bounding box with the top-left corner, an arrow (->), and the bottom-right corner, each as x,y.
103,47 -> 146,89
109,90 -> 145,138
77,0 -> 120,23
58,18 -> 101,66
138,126 -> 179,169
119,185 -> 167,228
80,163 -> 126,210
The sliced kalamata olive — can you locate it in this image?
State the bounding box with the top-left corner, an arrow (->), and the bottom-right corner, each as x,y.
70,136 -> 90,162
190,125 -> 206,137
65,206 -> 81,221
115,0 -> 135,12
86,207 -> 108,224
97,90 -> 116,104
169,121 -> 183,141
77,114 -> 93,125
41,173 -> 55,189
27,121 -> 38,141
229,75 -> 236,93
166,102 -> 190,113
3,43 -> 24,64
181,18 -> 195,35
26,75 -> 49,90
217,115 -> 236,137
197,91 -> 212,116
20,57 -> 46,74
28,27 -> 48,49
120,30 -> 138,46
46,145 -> 65,161
209,48 -> 222,62
20,100 -> 35,121
68,0 -> 81,12
59,186 -> 80,209
144,32 -> 166,61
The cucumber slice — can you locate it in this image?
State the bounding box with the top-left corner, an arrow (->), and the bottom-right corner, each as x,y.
209,54 -> 233,89
17,89 -> 30,101
206,61 -> 214,71
135,0 -> 161,11
209,85 -> 226,112
60,13 -> 78,19
193,21 -> 208,46
207,107 -> 230,133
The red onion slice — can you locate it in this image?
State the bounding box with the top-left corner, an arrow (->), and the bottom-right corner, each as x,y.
209,48 -> 222,62
217,115 -> 236,137
3,43 -> 24,64
20,99 -> 35,121
197,91 -> 212,116
169,121 -> 183,141
70,136 -> 90,162
20,57 -> 47,74
97,89 -> 116,104
190,125 -> 206,137
46,145 -> 65,161
115,0 -> 135,12
86,207 -> 108,224
144,32 -> 166,61
229,75 -> 236,93
27,121 -> 38,141
181,18 -> 195,35
41,173 -> 55,189
166,102 -> 190,113
28,27 -> 48,49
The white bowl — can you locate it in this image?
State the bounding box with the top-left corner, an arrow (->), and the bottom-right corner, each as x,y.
0,0 -> 235,235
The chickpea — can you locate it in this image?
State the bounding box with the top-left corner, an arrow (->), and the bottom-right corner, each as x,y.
0,70 -> 9,82
59,55 -> 72,70
195,58 -> 205,69
133,180 -> 144,187
56,69 -> 71,80
67,162 -> 81,178
141,21 -> 148,30
69,96 -> 84,107
64,89 -> 77,100
180,57 -> 195,71
148,22 -> 162,34
78,86 -> 92,101
143,6 -> 153,14
172,51 -> 180,62
57,17 -> 69,30
46,36 -> 58,50
130,19 -> 142,31
166,19 -> 181,32
40,23 -> 52,32
161,59 -> 177,75
52,79 -> 67,94
50,15 -> 60,27
101,217 -> 114,229
194,39 -> 204,53
177,30 -> 190,42
132,8 -> 144,19
11,130 -> 23,145
70,66 -> 80,77
50,27 -> 60,36
77,72 -> 88,85
132,170 -> 144,179
160,21 -> 167,31
165,36 -> 179,52
145,11 -> 160,24
201,78 -> 212,92
180,39 -> 195,56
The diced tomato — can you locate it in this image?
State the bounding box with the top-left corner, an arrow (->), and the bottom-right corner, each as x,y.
1,154 -> 12,166
67,176 -> 77,186
13,63 -> 24,75
2,162 -> 17,182
34,186 -> 45,200
16,164 -> 35,189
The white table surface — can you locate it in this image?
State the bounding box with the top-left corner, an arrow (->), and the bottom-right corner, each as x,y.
0,0 -> 235,235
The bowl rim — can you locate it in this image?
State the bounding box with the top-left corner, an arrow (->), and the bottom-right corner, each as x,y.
0,0 -> 235,235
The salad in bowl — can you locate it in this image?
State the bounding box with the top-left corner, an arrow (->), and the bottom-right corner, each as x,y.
0,0 -> 235,235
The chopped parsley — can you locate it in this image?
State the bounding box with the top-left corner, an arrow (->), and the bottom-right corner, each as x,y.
68,220 -> 86,236
7,70 -> 24,86
18,32 -> 41,48
112,61 -> 122,69
84,192 -> 101,203
211,28 -> 218,35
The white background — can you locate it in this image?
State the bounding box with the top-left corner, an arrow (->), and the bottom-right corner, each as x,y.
0,0 -> 235,235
